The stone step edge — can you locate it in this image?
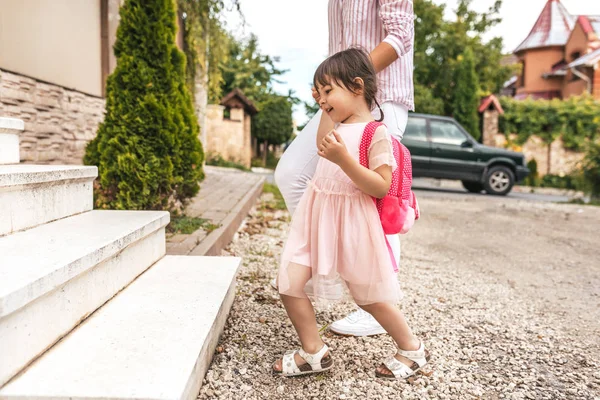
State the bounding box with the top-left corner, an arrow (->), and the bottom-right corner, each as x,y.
0,210 -> 170,318
0,165 -> 98,187
0,255 -> 241,400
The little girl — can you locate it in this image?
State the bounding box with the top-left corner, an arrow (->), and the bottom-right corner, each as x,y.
272,48 -> 429,379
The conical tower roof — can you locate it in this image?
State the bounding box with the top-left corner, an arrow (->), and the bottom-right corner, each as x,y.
514,0 -> 576,54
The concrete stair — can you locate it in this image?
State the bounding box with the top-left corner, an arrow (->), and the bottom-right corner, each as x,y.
0,117 -> 241,398
0,210 -> 169,385
0,164 -> 97,236
0,256 -> 240,400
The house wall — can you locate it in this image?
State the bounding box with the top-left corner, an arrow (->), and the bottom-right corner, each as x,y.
205,105 -> 252,168
594,68 -> 600,100
516,47 -> 564,95
0,69 -> 105,164
493,134 -> 584,176
0,0 -> 104,97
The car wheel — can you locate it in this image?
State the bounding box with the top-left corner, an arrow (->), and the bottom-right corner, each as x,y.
462,181 -> 485,193
484,166 -> 515,196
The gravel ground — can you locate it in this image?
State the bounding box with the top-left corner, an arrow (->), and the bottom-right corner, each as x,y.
197,191 -> 600,400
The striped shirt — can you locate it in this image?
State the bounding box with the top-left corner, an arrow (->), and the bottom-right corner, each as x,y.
328,0 -> 415,110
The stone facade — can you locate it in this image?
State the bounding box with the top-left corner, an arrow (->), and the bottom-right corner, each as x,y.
205,105 -> 252,168
492,133 -> 585,176
0,69 -> 105,165
481,110 -> 499,147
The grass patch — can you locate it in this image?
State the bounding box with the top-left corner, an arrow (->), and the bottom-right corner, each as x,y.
206,153 -> 250,172
168,216 -> 221,234
262,183 -> 287,211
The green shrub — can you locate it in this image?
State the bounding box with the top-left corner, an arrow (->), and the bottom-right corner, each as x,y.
206,152 -> 250,171
523,159 -> 539,187
581,141 -> 600,201
84,0 -> 204,211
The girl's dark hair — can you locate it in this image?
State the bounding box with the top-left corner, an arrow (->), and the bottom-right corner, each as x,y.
313,47 -> 384,122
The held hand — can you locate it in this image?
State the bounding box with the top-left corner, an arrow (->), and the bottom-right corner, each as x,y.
311,86 -> 321,104
318,130 -> 349,165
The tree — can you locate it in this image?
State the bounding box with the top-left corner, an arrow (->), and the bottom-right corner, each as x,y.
413,0 -> 513,116
452,48 -> 480,139
252,95 -> 294,163
220,34 -> 287,105
84,0 -> 203,211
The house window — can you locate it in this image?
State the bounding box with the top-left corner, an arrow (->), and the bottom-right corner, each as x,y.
224,107 -> 231,119
571,51 -> 581,62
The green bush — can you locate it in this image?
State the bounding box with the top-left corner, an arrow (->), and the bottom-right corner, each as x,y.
84,0 -> 204,211
523,158 -> 539,187
206,152 -> 250,171
499,95 -> 600,151
539,174 -> 581,190
581,141 -> 600,201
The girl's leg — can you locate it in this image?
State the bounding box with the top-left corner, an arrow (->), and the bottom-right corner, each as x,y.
273,264 -> 328,372
330,102 -> 408,337
359,302 -> 422,375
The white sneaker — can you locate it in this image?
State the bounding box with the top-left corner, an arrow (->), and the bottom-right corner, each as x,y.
329,309 -> 387,336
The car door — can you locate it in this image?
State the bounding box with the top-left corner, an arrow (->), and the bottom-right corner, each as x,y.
400,116 -> 431,177
429,119 -> 482,180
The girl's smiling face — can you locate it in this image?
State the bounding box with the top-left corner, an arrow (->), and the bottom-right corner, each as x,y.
316,79 -> 364,124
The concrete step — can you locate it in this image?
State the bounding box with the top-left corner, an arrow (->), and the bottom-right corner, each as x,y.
0,210 -> 169,386
0,164 -> 97,236
0,117 -> 24,165
0,255 -> 241,400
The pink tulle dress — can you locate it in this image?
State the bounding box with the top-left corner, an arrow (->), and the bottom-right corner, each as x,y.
278,121 -> 403,306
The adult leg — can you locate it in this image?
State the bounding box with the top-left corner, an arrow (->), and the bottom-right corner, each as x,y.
329,102 -> 409,337
274,110 -> 322,216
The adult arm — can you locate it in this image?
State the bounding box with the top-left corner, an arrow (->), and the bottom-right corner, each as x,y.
370,0 -> 415,73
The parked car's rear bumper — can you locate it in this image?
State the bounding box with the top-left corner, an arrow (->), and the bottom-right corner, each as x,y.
516,166 -> 530,182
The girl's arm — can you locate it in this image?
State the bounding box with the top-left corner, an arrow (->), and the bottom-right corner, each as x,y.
319,131 -> 392,199
316,109 -> 335,147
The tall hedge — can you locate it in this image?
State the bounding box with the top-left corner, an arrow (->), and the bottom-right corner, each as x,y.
451,48 -> 481,140
84,0 -> 204,211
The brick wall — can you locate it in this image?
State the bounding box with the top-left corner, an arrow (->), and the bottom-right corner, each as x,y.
0,69 -> 104,165
205,105 -> 252,168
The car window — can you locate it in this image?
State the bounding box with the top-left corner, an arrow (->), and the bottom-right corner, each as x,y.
430,120 -> 468,146
404,117 -> 427,141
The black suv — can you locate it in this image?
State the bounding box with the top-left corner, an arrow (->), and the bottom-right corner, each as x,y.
401,114 -> 529,195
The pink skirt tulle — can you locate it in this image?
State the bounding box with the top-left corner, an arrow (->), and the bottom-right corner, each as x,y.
278,176 -> 403,306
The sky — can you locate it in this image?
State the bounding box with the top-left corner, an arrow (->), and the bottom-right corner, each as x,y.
223,0 -> 600,125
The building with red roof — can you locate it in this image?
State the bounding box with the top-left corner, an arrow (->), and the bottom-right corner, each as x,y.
510,0 -> 600,100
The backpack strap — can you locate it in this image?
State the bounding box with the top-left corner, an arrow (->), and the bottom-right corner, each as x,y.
359,121 -> 384,170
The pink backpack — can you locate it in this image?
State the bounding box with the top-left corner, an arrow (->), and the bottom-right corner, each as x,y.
359,121 -> 420,236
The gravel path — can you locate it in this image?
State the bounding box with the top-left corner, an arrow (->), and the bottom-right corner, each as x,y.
197,192 -> 600,400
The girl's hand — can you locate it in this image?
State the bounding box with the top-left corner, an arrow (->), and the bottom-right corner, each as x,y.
318,130 -> 350,165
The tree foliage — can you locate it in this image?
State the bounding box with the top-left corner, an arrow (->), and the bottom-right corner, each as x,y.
252,95 -> 294,147
451,48 -> 481,139
499,95 -> 600,151
413,0 -> 515,117
85,0 -> 203,211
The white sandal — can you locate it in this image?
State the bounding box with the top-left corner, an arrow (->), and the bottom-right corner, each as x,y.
376,342 -> 430,380
273,344 -> 334,377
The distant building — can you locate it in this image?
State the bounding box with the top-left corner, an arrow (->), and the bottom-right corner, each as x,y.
508,0 -> 600,100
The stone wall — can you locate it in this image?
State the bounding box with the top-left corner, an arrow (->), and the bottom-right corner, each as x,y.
0,69 -> 105,165
205,105 -> 252,168
492,133 -> 585,176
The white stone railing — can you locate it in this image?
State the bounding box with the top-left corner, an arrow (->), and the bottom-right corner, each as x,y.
0,117 -> 25,164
